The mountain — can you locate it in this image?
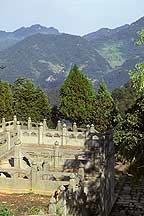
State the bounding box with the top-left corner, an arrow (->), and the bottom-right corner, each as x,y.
83,16 -> 144,90
0,24 -> 60,51
84,16 -> 144,68
83,24 -> 129,41
104,54 -> 144,90
0,16 -> 144,94
13,24 -> 60,38
0,33 -> 111,90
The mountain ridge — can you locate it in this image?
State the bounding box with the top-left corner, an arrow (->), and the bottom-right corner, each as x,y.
83,24 -> 129,41
0,33 -> 111,90
0,16 -> 144,93
0,24 -> 60,51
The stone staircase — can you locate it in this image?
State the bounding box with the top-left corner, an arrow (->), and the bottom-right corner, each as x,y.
110,176 -> 144,216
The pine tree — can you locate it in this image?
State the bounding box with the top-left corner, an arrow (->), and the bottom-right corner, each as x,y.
13,77 -> 50,122
60,65 -> 95,125
92,81 -> 118,132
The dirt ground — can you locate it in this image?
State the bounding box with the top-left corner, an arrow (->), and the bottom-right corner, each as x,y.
0,192 -> 50,215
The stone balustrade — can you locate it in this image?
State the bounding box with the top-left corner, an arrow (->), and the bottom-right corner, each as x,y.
0,116 -> 95,147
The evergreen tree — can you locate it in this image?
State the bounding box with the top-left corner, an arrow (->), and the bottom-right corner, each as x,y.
92,81 -> 119,132
0,80 -> 13,121
60,65 -> 95,125
13,77 -> 50,122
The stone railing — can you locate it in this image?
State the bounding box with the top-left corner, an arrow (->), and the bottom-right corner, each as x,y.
0,162 -> 70,195
0,119 -> 17,159
0,116 -> 97,147
0,116 -> 96,147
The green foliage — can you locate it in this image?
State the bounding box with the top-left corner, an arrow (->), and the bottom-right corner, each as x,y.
129,63 -> 144,96
60,73 -> 119,130
29,206 -> 41,214
114,96 -> 144,173
92,81 -> 119,131
0,207 -> 10,216
60,65 -> 95,125
112,81 -> 136,114
13,77 -> 50,122
0,80 -> 13,121
96,40 -> 125,68
114,31 -> 144,174
136,30 -> 144,45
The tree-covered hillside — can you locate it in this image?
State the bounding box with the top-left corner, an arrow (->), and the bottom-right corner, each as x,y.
84,17 -> 144,68
0,33 -> 111,90
83,16 -> 144,90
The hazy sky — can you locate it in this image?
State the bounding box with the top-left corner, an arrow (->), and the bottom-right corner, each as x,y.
0,0 -> 144,35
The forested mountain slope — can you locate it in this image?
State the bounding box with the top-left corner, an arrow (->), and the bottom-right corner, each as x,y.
0,33 -> 111,89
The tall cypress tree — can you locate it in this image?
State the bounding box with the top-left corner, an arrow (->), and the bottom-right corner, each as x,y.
92,81 -> 118,131
13,77 -> 50,122
0,80 -> 14,121
60,65 -> 95,125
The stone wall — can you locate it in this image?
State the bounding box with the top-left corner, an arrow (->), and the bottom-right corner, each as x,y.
0,178 -> 31,193
0,167 -> 69,195
48,129 -> 115,216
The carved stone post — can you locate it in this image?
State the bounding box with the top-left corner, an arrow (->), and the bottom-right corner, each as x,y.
43,119 -> 47,131
13,115 -> 17,130
62,123 -> 67,146
31,160 -> 37,192
72,122 -> 77,132
7,131 -> 11,150
2,117 -> 5,130
69,173 -> 77,191
57,120 -> 61,131
17,121 -> 21,141
14,139 -> 21,169
28,117 -> 31,130
54,141 -> 60,169
38,122 -> 43,144
86,124 -> 90,131
86,124 -> 90,138
90,124 -> 95,132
